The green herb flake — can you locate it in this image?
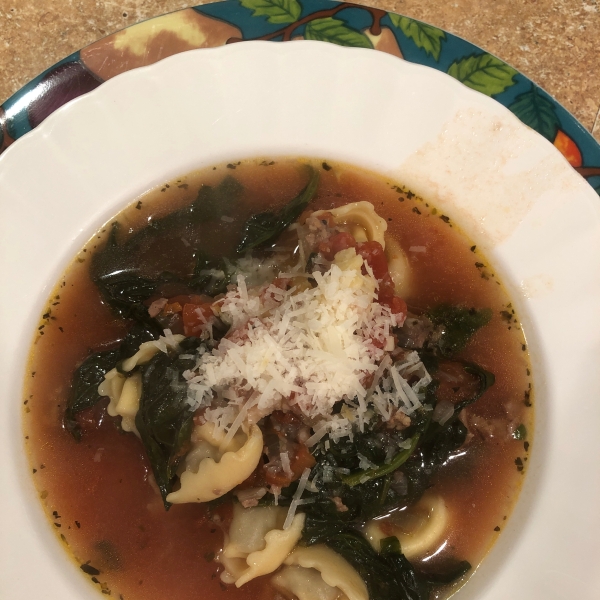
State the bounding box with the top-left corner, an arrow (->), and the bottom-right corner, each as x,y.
80,563 -> 101,576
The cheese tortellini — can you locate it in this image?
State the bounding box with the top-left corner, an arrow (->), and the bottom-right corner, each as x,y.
273,565 -> 343,600
364,493 -> 448,559
313,201 -> 411,297
384,236 -> 411,298
276,545 -> 368,600
220,504 -> 305,587
166,423 -> 263,504
314,201 -> 387,247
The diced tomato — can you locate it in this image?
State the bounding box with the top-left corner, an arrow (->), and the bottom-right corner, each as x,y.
162,302 -> 183,315
356,241 -> 388,280
237,463 -> 267,489
182,303 -> 214,337
377,273 -> 396,302
270,410 -> 303,427
318,232 -> 357,260
263,443 -> 316,487
354,242 -> 407,318
290,444 -> 316,476
381,295 -> 407,316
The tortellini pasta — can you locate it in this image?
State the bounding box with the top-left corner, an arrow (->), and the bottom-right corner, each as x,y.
314,201 -> 387,247
364,493 -> 448,559
313,201 -> 411,297
99,337 -> 184,436
166,423 -> 263,504
384,236 -> 411,298
281,545 -> 368,600
220,504 -> 305,587
272,565 -> 342,600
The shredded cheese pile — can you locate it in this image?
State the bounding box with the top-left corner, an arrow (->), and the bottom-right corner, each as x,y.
185,249 -> 406,434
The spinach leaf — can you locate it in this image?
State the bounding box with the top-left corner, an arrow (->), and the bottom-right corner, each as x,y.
91,222 -> 164,324
237,166 -> 320,252
379,537 -> 432,600
460,362 -> 495,405
194,175 -> 244,221
117,321 -> 163,361
401,363 -> 493,504
401,419 -> 469,505
64,348 -> 120,440
64,322 -> 161,439
419,357 -> 495,430
188,249 -> 234,297
297,360 -> 493,518
419,559 -> 471,585
93,223 -> 238,323
303,520 -> 430,600
337,385 -> 436,489
426,305 -> 492,357
136,337 -> 202,508
92,175 -> 244,320
341,430 -> 421,487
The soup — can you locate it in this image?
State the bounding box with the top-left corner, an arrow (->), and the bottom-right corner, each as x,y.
23,158 -> 533,600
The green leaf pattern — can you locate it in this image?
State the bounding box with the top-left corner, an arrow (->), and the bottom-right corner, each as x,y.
304,17 -> 373,49
389,14 -> 445,61
509,86 -> 560,141
239,0 -> 301,24
447,53 -> 518,96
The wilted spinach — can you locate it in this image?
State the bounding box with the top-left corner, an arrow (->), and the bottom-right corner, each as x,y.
91,175 -> 244,322
92,222 -> 235,324
187,249 -> 234,297
237,166 -> 320,252
194,175 -> 244,221
64,348 -> 120,440
64,322 -> 160,439
136,337 -> 202,507
303,520 -> 431,600
426,305 -> 492,357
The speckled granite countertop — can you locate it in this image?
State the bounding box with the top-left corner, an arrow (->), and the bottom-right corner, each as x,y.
0,0 -> 598,141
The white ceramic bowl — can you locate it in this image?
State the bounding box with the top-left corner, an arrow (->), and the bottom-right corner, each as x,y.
1,41 -> 599,599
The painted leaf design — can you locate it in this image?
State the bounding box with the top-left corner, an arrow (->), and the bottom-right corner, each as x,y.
388,14 -> 445,61
447,54 -> 518,96
509,85 -> 560,141
239,0 -> 301,24
304,18 -> 373,49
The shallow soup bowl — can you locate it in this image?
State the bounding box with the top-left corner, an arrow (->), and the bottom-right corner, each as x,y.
1,40 -> 600,600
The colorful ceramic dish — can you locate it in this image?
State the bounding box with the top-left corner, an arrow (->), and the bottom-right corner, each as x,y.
1,11 -> 600,600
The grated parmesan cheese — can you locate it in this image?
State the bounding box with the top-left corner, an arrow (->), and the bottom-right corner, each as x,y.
184,247 -> 430,443
283,467 -> 312,530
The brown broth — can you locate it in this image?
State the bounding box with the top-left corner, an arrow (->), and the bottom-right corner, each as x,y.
23,158 -> 533,600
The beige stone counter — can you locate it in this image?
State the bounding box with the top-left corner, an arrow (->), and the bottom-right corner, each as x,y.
0,0 -> 598,141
